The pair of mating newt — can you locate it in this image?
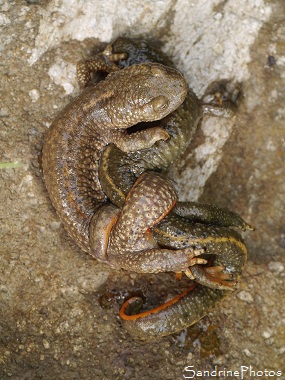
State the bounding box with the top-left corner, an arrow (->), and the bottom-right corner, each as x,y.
42,37 -> 252,339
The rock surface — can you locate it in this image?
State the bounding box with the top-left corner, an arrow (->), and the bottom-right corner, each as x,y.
1,0 -> 285,379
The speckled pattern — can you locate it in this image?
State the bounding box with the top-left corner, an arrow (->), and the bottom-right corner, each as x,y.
99,38 -> 203,207
120,211 -> 247,339
42,60 -> 187,254
94,39 -> 251,338
106,172 -> 206,274
76,44 -> 127,88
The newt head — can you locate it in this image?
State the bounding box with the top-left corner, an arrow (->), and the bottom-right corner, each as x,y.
105,62 -> 188,127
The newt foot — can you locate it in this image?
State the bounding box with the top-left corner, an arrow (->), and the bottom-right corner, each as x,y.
76,44 -> 127,88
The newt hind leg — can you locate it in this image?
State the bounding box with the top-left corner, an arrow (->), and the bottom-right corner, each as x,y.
90,172 -> 207,274
76,44 -> 127,88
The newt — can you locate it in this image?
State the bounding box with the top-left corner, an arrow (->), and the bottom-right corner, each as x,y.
99,38 -> 234,204
101,135 -> 251,340
42,41 -> 210,274
99,152 -> 249,339
42,37 -> 252,338
120,211 -> 248,339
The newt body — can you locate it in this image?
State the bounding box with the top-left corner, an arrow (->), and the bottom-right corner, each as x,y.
42,61 -> 187,253
43,37 -> 252,338
42,46 -> 207,274
121,214 -> 247,339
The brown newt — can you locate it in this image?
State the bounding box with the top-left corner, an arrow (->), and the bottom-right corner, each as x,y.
42,43 -> 210,274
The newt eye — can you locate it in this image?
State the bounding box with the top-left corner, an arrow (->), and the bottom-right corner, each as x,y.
150,66 -> 165,77
152,96 -> 169,112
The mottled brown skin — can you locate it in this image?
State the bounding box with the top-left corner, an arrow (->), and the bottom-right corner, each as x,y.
98,37 -> 235,201
90,172 -> 206,272
99,39 -> 250,231
42,55 -> 211,273
100,144 -> 253,231
113,173 -> 206,270
102,145 -> 250,338
99,38 -> 202,200
98,39 -> 252,235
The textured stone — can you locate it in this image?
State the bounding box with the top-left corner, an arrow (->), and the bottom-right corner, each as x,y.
1,0 -> 284,378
